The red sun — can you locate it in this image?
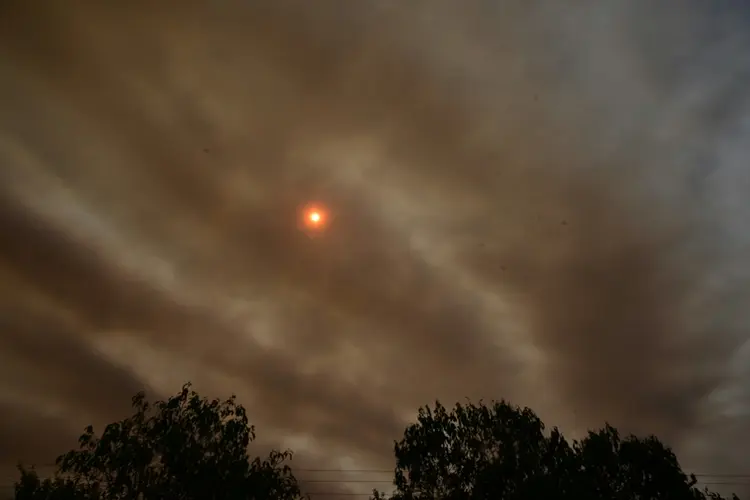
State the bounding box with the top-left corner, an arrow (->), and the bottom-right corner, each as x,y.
308,210 -> 322,225
298,203 -> 331,235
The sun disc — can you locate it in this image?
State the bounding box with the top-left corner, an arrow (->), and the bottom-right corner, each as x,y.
299,204 -> 330,233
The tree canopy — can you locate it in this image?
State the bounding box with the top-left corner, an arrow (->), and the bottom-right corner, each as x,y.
14,384 -> 303,500
372,400 -> 739,500
14,388 -> 740,500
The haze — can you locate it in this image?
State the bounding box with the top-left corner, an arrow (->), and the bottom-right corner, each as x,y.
1,1 -> 750,497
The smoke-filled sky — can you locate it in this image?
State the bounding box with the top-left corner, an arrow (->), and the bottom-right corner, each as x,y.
2,0 -> 750,496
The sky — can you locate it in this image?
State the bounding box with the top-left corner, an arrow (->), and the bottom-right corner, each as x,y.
1,0 -> 750,497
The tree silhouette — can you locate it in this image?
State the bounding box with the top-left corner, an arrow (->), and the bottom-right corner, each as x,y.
15,384 -> 304,500
372,400 -> 739,500
14,469 -> 85,500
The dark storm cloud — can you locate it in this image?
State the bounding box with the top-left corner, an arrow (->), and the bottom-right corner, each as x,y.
1,0 -> 750,496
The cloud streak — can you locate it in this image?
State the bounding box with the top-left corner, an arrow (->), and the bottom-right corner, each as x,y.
1,0 -> 750,496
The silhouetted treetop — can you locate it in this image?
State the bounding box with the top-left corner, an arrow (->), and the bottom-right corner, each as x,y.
13,387 -> 740,500
372,400 -> 738,500
15,383 -> 303,500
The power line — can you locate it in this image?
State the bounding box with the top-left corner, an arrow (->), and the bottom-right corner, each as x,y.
15,466 -> 750,477
0,486 -> 385,496
5,467 -> 749,495
695,473 -> 750,478
10,466 -> 394,472
301,480 -> 391,484
297,470 -> 392,473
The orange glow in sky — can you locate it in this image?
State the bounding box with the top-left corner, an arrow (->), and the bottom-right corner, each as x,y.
300,204 -> 330,233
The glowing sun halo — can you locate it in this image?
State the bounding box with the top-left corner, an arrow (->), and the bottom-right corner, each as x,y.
301,205 -> 329,233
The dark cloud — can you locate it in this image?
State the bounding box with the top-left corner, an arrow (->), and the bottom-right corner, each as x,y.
1,1 -> 750,497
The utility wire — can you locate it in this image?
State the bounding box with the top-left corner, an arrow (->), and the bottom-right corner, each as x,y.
15,466 -> 750,476
3,468 -> 748,496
